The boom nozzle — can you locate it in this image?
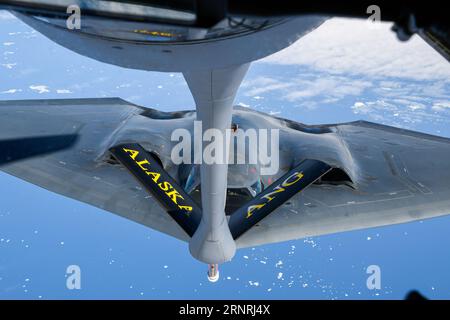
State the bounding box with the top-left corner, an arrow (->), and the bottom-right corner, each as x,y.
207,264 -> 220,283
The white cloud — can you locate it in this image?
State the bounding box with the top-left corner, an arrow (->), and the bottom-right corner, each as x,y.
236,102 -> 250,108
29,85 -> 50,94
351,98 -> 449,128
241,77 -> 291,96
243,75 -> 372,103
284,77 -> 372,101
261,18 -> 450,81
56,89 -> 72,94
1,63 -> 17,69
0,10 -> 14,20
432,102 -> 450,112
1,89 -> 22,94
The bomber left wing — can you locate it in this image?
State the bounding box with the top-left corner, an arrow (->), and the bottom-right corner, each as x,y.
0,98 -> 190,242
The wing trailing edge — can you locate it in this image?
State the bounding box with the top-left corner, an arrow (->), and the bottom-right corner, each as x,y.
0,134 -> 79,166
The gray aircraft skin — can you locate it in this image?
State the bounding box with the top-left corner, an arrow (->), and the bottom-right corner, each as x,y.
1,98 -> 449,248
6,9 -> 329,266
1,3 -> 450,279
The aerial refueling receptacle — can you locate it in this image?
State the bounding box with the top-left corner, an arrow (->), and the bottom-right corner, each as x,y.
207,264 -> 220,283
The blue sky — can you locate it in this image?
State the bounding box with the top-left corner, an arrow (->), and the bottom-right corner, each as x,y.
1,12 -> 450,299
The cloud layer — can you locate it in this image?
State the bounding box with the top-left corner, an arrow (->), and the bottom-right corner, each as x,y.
261,18 -> 450,81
